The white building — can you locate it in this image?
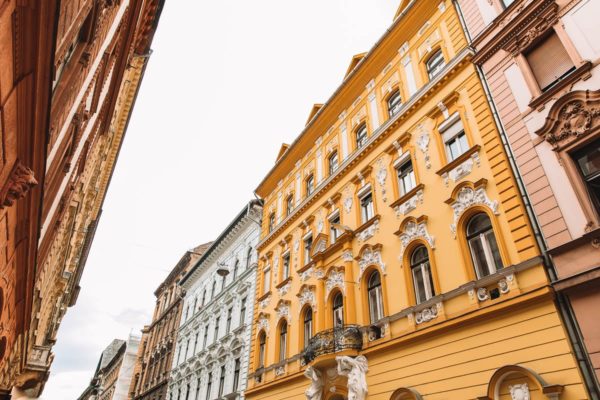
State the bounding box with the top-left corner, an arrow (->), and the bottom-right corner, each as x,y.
168,201 -> 262,400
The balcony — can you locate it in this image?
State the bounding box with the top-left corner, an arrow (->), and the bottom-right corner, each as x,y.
302,325 -> 363,364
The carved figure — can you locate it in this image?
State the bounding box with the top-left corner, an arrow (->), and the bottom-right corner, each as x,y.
304,366 -> 324,400
336,355 -> 368,400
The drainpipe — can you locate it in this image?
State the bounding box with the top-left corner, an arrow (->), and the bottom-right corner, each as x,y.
452,2 -> 600,398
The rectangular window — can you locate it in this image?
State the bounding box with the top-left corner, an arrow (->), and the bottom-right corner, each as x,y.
206,372 -> 212,400
306,175 -> 315,197
574,138 -> 600,214
218,365 -> 225,397
286,195 -> 294,216
525,32 -> 575,92
356,125 -> 368,149
329,212 -> 341,244
203,326 -> 208,349
441,116 -> 469,162
282,253 -> 290,280
214,317 -> 220,342
360,191 -> 374,223
226,308 -> 232,334
233,358 -> 241,392
268,213 -> 275,233
239,297 -> 247,326
329,151 -> 339,175
412,263 -> 434,304
263,267 -> 271,294
396,158 -> 416,196
303,234 -> 313,265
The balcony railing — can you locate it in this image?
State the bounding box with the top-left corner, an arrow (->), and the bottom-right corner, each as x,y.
302,325 -> 363,364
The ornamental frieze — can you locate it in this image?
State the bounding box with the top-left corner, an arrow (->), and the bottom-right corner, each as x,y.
0,161 -> 38,209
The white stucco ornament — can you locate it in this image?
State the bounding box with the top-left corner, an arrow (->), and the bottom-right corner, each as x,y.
325,269 -> 345,297
304,366 -> 324,400
336,356 -> 368,400
398,221 -> 435,258
417,131 -> 431,169
509,383 -> 530,400
449,186 -> 499,237
358,248 -> 385,281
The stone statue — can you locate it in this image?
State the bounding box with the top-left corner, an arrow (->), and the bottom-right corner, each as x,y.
304,366 -> 324,400
336,355 -> 368,400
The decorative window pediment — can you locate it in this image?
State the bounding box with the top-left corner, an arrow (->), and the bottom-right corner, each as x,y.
356,244 -> 386,281
296,284 -> 316,309
395,216 -> 435,258
324,267 -> 345,297
535,89 -> 600,150
275,300 -> 291,322
445,180 -> 499,237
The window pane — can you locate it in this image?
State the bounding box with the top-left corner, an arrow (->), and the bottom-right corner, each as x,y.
469,236 -> 491,278
525,32 -> 575,91
484,230 -> 504,272
412,266 -> 426,304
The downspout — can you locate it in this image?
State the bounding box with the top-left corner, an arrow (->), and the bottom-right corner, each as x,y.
452,2 -> 600,398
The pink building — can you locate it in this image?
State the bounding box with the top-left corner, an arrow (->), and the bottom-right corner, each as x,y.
454,0 -> 600,396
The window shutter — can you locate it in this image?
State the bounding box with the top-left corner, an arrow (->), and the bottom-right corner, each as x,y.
526,32 -> 575,91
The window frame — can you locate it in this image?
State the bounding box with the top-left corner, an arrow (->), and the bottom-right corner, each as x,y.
268,213 -> 276,233
409,246 -> 435,304
303,233 -> 313,266
281,252 -> 291,281
328,210 -> 341,244
332,292 -> 344,328
359,189 -> 375,224
328,151 -> 339,176
355,123 -> 368,150
303,307 -> 313,349
286,194 -> 294,216
258,331 -> 266,368
395,155 -> 417,197
466,213 -> 504,279
367,271 -> 384,324
425,49 -> 446,80
278,320 -> 288,362
387,89 -> 402,118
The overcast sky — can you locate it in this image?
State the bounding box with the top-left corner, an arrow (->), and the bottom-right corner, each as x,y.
41,1 -> 399,398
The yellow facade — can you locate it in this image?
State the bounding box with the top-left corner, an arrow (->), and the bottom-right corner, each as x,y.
247,1 -> 589,399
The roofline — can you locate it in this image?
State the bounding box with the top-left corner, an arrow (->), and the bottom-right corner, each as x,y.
179,199 -> 263,287
254,0 -> 417,195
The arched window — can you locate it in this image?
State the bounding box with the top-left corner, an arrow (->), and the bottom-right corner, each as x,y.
246,247 -> 253,268
258,331 -> 266,367
233,260 -> 239,280
467,213 -> 503,278
328,151 -> 339,175
410,246 -> 435,304
426,49 -> 445,80
355,124 -> 368,149
367,271 -> 384,323
303,308 -> 313,349
279,321 -> 288,362
286,194 -> 294,216
387,89 -> 402,117
332,292 -> 344,327
306,174 -> 315,197
211,281 -> 216,300
268,213 -> 276,233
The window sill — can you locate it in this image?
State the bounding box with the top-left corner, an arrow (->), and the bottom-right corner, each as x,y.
355,215 -> 381,242
256,291 -> 272,303
435,145 -> 481,176
297,261 -> 315,274
275,276 -> 292,289
528,61 -> 592,111
390,183 -> 425,216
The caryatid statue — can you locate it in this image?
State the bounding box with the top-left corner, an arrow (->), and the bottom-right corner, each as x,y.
304,366 -> 324,400
336,355 -> 368,400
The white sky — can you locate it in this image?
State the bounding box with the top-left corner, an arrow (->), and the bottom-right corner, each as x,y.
41,1 -> 399,398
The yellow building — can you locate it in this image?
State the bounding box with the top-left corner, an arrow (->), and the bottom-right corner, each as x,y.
246,1 -> 590,399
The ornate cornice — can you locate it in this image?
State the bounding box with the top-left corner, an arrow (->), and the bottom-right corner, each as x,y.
0,161 -> 37,209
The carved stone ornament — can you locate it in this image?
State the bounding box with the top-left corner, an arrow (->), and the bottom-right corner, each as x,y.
415,303 -> 441,324
277,282 -> 291,297
342,250 -> 354,262
441,151 -> 481,186
259,295 -> 271,309
276,302 -> 291,321
304,366 -> 324,400
395,189 -> 424,217
358,247 -> 386,281
536,90 -> 600,149
477,287 -> 489,302
502,1 -> 559,56
258,315 -> 270,333
325,269 -> 345,297
298,286 -> 316,308
336,356 -> 368,400
343,190 -> 353,214
275,366 -> 286,377
416,129 -> 431,169
301,267 -> 313,282
0,161 -> 38,209
398,220 -> 435,258
449,186 -> 499,237
509,383 -> 530,400
376,158 -> 388,203
357,219 -> 379,242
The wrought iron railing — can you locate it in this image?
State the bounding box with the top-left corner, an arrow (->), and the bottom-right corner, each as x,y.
302,325 -> 363,364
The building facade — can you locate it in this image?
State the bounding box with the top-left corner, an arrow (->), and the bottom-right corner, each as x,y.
80,335 -> 140,400
454,0 -> 600,394
246,1 -> 592,399
129,243 -> 212,400
168,201 -> 262,400
0,0 -> 165,398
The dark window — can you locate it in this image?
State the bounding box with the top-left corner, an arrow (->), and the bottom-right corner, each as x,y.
214,317 -> 220,342
268,213 -> 276,233
218,365 -> 225,397
185,384 -> 190,400
233,260 -> 239,280
329,151 -> 339,175
306,174 -> 315,197
360,191 -> 374,223
203,325 -> 208,349
246,247 -> 253,268
367,271 -> 384,323
226,308 -> 232,334
574,138 -> 600,215
303,235 -> 313,265
211,281 -> 216,300
201,290 -> 207,306
282,253 -> 290,280
279,321 -> 288,362
387,90 -> 402,117
333,292 -> 344,327
233,358 -> 241,391
206,373 -> 213,400
286,195 -> 294,216
303,308 -> 313,349
355,124 -> 368,149
426,50 -> 445,80
467,213 -> 503,279
258,332 -> 266,367
329,212 -> 341,243
410,246 -> 435,304
396,158 -> 416,196
195,378 -> 201,400
239,297 -> 247,326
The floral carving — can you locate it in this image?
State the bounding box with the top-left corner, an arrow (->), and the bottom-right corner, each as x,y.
325,269 -> 345,297
509,383 -> 530,400
416,132 -> 431,169
395,188 -> 424,217
357,219 -> 379,242
0,162 -> 38,209
277,282 -> 291,297
449,186 -> 499,237
297,286 -> 316,308
258,315 -> 270,333
398,220 -> 435,258
415,303 -> 441,324
376,158 -> 388,203
357,247 -> 385,281
543,100 -> 600,148
276,301 -> 291,321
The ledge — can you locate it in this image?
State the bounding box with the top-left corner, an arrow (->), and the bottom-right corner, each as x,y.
275,276 -> 292,289
435,145 -> 481,176
354,215 -> 380,236
390,184 -> 425,209
529,62 -> 592,111
256,291 -> 272,303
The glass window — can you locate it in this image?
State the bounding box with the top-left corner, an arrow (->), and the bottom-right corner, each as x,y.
226,307 -> 232,334
239,297 -> 247,326
367,271 -> 384,323
206,372 -> 212,400
329,212 -> 341,244
355,124 -> 368,149
233,358 -> 241,392
263,267 -> 271,294
388,90 -> 402,117
246,247 -> 253,268
218,365 -> 225,397
306,174 -> 315,197
467,213 -> 503,279
203,325 -> 208,349
410,246 -> 435,304
214,317 -> 220,342
360,191 -> 374,223
304,235 -> 313,265
279,321 -> 288,362
396,158 -> 416,196
211,281 -> 216,300
258,332 -> 266,367
201,290 -> 206,306
282,253 -> 290,280
329,151 -> 339,175
303,308 -> 313,349
286,195 -> 294,216
333,293 -> 344,327
426,50 -> 446,80
574,138 -> 600,215
441,118 -> 469,162
268,213 -> 276,233
232,260 -> 239,281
